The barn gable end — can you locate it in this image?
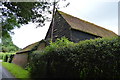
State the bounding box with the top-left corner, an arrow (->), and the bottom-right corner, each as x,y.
12,40 -> 47,68
45,10 -> 71,41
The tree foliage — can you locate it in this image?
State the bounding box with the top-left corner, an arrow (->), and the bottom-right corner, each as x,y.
1,38 -> 20,52
1,1 -> 69,38
1,1 -> 69,52
1,2 -> 52,39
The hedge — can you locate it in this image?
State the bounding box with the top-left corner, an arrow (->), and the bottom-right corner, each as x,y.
0,53 -> 15,63
0,53 -> 4,59
30,37 -> 120,79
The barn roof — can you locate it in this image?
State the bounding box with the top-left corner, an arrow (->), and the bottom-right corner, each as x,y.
16,40 -> 46,54
58,11 -> 117,37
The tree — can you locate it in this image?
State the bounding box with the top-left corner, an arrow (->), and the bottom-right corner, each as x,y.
1,38 -> 20,52
1,1 -> 69,39
1,2 -> 52,39
1,1 -> 69,52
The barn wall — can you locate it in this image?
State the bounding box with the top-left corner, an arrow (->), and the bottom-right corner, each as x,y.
71,29 -> 100,43
45,11 -> 71,41
12,53 -> 28,68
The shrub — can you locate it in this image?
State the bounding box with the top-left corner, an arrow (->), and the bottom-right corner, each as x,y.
3,54 -> 8,62
30,37 -> 120,79
0,53 -> 4,59
7,54 -> 15,63
0,53 -> 15,63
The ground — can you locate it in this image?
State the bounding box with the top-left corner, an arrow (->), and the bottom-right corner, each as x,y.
0,60 -> 18,80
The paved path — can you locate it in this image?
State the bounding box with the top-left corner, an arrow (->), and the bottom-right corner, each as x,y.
0,60 -> 2,80
0,60 -> 18,80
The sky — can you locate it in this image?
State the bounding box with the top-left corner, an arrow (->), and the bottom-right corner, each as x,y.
11,0 -> 119,48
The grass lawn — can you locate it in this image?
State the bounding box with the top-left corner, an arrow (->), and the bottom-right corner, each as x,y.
2,62 -> 30,78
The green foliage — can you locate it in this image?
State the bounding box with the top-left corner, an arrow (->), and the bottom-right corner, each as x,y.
2,16 -> 20,39
1,1 -> 69,40
1,1 -> 69,53
2,62 -> 30,78
0,53 -> 15,63
45,37 -> 74,52
1,38 -> 20,53
0,53 -> 4,59
29,37 -> 74,78
7,54 -> 15,63
3,54 -> 8,62
2,2 -> 51,27
30,37 -> 120,79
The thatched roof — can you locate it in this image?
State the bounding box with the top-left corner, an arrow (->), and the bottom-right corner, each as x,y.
58,11 -> 117,37
16,40 -> 46,54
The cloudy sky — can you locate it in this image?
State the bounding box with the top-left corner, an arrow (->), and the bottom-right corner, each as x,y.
11,0 -> 119,48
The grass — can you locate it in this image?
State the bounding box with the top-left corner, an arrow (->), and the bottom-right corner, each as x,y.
2,62 -> 30,78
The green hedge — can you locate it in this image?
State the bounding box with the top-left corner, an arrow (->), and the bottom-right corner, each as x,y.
0,53 -> 15,63
0,53 -> 4,59
30,37 -> 120,79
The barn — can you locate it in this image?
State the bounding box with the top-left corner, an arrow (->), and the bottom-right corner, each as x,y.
12,40 -> 47,68
12,10 -> 117,68
45,10 -> 117,42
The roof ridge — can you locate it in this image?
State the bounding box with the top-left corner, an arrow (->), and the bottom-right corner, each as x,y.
17,40 -> 46,54
22,41 -> 40,50
58,10 -> 117,36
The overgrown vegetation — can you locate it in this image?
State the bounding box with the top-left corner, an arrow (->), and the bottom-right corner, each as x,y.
0,53 -> 15,63
2,62 -> 30,79
1,38 -> 20,53
29,37 -> 120,79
